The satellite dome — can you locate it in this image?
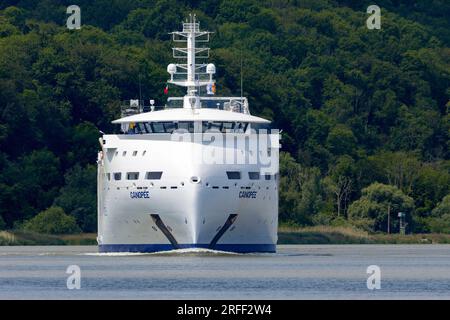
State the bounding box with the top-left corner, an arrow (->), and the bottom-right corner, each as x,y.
167,63 -> 177,74
206,63 -> 216,74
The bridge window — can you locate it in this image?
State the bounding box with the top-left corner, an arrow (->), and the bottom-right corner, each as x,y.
146,171 -> 163,180
208,122 -> 222,132
132,151 -> 138,156
114,172 -> 122,180
226,171 -> 241,180
234,122 -> 249,132
177,121 -> 194,133
152,122 -> 165,133
202,121 -> 246,133
222,122 -> 234,131
248,172 -> 260,180
162,122 -> 176,133
137,123 -> 146,134
144,122 -> 152,133
126,121 -> 251,134
127,172 -> 139,180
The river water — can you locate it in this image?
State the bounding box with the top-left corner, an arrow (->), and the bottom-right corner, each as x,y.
0,245 -> 449,299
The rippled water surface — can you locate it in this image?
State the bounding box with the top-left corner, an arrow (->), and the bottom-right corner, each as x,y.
0,245 -> 449,299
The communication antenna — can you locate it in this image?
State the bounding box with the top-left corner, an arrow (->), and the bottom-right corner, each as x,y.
239,16 -> 244,105
240,46 -> 243,102
138,73 -> 142,111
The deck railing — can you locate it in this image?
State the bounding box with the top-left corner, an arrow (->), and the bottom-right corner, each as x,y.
120,97 -> 249,118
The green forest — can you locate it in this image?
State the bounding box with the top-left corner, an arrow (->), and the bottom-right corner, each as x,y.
0,0 -> 449,235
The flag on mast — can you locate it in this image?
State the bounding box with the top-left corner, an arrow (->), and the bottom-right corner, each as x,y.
164,84 -> 168,94
206,83 -> 213,95
207,82 -> 216,95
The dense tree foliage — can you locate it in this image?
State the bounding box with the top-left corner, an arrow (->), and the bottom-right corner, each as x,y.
23,206 -> 81,234
54,164 -> 97,232
0,1 -> 449,233
348,183 -> 414,232
0,215 -> 5,230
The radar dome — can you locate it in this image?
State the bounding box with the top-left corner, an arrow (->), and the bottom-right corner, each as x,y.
206,63 -> 216,74
167,64 -> 177,74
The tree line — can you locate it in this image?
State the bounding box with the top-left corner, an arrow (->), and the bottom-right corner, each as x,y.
0,0 -> 449,234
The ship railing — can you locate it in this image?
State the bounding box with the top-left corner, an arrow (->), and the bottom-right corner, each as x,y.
167,97 -> 249,114
120,102 -> 165,118
182,22 -> 200,32
120,96 -> 249,118
170,72 -> 211,81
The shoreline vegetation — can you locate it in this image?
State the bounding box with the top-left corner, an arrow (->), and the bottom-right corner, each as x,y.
278,225 -> 450,244
1,227 -> 450,246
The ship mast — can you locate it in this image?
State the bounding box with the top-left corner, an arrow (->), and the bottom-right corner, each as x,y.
167,14 -> 215,109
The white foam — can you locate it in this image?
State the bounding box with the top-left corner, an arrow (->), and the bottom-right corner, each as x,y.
82,252 -> 151,256
81,248 -> 243,256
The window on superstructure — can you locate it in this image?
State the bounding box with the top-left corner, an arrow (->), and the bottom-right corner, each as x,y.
208,122 -> 222,132
226,171 -> 241,180
264,174 -> 271,181
132,151 -> 138,156
234,122 -> 249,133
162,122 -> 176,134
146,171 -> 163,180
177,121 -> 194,133
144,122 -> 153,133
137,123 -> 147,134
248,172 -> 260,180
114,173 -> 122,180
122,151 -> 127,156
127,172 -> 139,180
152,122 -> 165,133
222,122 -> 234,132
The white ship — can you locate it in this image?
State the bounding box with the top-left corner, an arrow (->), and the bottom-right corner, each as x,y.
97,15 -> 280,253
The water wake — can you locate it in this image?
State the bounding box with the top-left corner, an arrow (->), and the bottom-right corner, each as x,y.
81,248 -> 244,257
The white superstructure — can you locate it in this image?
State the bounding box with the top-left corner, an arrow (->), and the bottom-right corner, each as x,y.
97,15 -> 280,253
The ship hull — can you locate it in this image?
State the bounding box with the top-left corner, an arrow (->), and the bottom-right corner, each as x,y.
98,244 -> 276,253
97,133 -> 279,253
